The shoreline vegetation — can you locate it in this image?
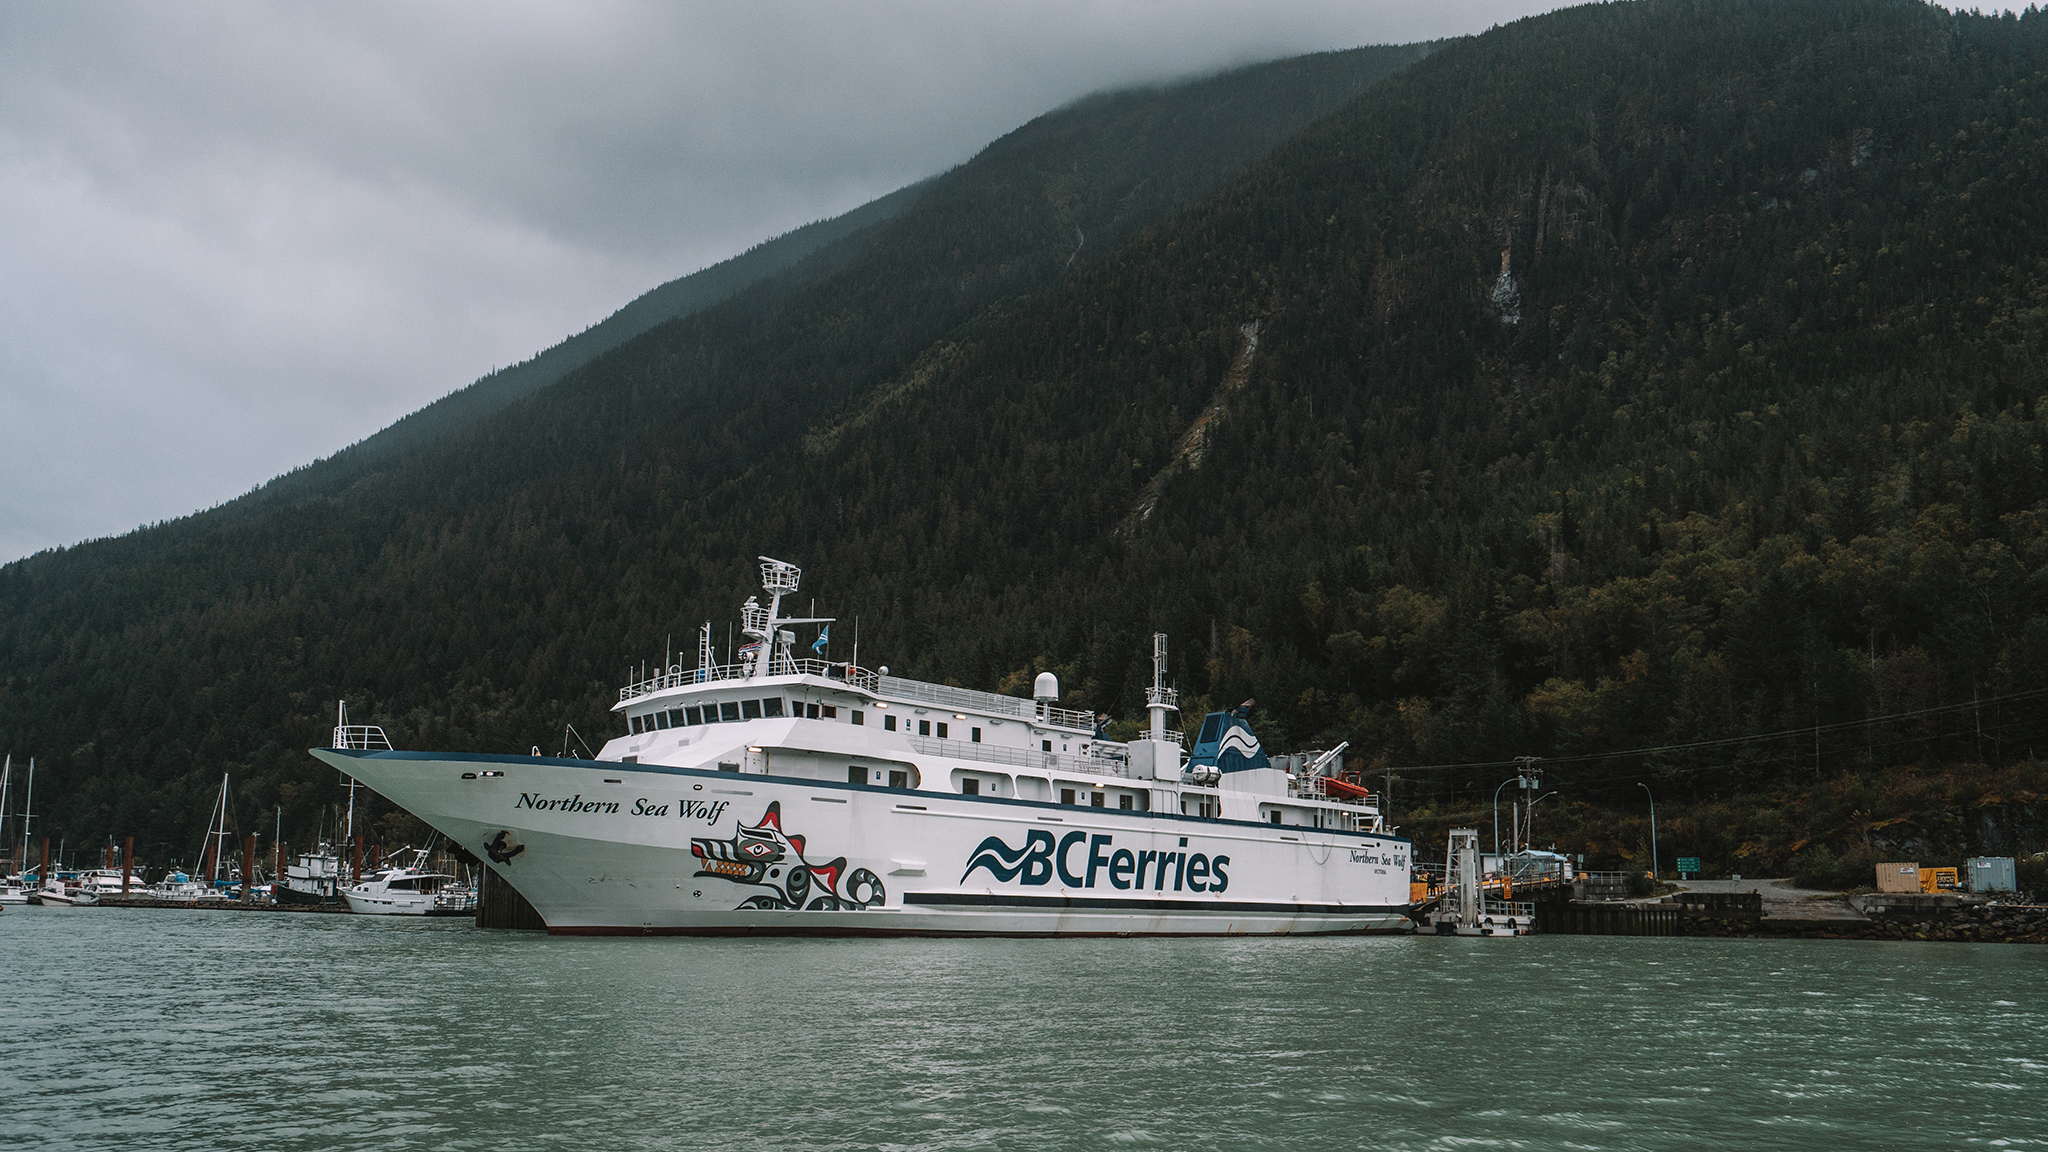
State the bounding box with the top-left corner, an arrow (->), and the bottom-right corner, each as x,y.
1398,759 -> 2048,887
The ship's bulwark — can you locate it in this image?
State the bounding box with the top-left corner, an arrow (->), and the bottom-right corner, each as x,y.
311,749 -> 1413,937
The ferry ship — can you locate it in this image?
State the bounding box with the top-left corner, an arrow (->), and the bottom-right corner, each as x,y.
311,558 -> 1413,936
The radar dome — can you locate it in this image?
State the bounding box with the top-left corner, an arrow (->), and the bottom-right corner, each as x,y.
1033,672 -> 1060,701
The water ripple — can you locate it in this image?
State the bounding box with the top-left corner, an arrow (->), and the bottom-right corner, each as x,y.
1,911 -> 2044,1150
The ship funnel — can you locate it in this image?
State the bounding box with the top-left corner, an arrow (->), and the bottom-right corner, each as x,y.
1033,672 -> 1060,702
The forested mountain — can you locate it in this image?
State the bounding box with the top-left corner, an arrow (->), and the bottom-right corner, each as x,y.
348,178 -> 931,458
0,42 -> 1430,863
7,0 -> 2048,880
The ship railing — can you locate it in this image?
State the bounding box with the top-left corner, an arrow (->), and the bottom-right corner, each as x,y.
620,659 -> 884,702
614,660 -> 1095,730
333,725 -> 391,751
880,676 -> 1096,730
906,735 -> 1130,778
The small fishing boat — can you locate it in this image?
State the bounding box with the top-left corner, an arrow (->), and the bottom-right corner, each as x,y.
277,843 -> 348,906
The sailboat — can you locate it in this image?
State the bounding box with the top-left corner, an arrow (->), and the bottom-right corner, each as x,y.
189,774 -> 237,900
0,756 -> 23,905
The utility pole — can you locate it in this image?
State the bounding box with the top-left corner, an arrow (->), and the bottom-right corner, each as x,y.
1513,756 -> 1541,855
1639,782 -> 1659,881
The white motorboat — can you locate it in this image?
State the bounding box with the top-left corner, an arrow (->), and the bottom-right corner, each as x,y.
78,866 -> 141,898
30,885 -> 97,906
149,871 -> 225,902
342,850 -> 461,915
312,556 -> 1415,936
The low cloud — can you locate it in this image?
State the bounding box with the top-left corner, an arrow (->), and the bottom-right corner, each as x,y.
0,0 -> 1569,561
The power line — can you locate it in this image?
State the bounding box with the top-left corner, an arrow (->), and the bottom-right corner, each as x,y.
1390,684 -> 2048,774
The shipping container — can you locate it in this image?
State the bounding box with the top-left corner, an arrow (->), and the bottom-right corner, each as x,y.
1965,857 -> 2017,893
1918,866 -> 1960,893
1876,861 -> 1920,893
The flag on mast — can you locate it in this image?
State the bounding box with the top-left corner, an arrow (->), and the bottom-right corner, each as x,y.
812,625 -> 830,655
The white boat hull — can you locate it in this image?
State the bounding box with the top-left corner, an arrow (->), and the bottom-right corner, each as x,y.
31,888 -> 94,906
313,749 -> 1415,937
343,891 -> 437,916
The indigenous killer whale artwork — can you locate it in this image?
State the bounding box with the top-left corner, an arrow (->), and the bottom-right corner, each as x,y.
689,801 -> 886,911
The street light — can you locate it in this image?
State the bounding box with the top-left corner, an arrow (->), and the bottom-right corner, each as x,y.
1524,790 -> 1559,852
1638,782 -> 1658,881
1492,777 -> 1524,857
1494,757 -> 1541,856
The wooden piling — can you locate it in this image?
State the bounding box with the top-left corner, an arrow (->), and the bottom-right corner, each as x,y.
122,836 -> 133,893
476,866 -> 547,931
1537,902 -> 1681,936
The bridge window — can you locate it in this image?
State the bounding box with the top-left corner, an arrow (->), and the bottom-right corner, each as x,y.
962,778 -> 980,796
720,702 -> 740,722
685,707 -> 702,725
666,709 -> 684,727
654,711 -> 670,730
742,699 -> 762,720
629,715 -> 643,734
762,698 -> 784,718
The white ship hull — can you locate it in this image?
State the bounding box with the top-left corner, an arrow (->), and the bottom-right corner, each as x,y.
311,748 -> 1414,937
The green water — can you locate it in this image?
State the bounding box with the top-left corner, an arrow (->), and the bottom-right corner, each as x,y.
1,908 -> 2042,1150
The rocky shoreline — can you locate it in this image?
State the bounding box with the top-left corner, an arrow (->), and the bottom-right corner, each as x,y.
1674,902 -> 2048,943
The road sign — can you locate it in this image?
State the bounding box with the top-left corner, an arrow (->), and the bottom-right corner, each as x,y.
1676,857 -> 1702,875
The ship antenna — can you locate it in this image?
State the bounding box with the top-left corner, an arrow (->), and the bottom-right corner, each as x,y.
745,557 -> 803,678
1146,633 -> 1179,742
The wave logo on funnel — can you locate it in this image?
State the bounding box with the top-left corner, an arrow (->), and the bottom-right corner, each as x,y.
1188,707 -> 1270,774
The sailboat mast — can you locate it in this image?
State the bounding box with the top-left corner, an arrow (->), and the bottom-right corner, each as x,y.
21,758 -> 34,879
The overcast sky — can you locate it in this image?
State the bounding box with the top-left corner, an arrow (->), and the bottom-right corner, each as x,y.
0,1 -> 1572,563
